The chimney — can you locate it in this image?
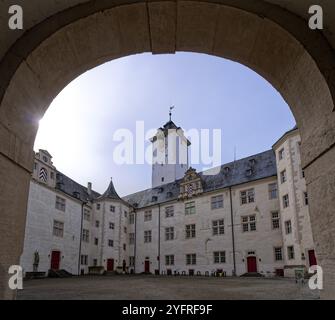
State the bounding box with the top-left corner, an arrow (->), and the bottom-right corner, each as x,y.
87,182 -> 92,196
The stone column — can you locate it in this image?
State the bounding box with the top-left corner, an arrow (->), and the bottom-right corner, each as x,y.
0,154 -> 31,299
305,146 -> 335,299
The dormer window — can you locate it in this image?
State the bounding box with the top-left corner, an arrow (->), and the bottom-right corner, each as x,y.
158,187 -> 164,193
152,196 -> 158,202
246,169 -> 253,177
249,159 -> 256,166
43,156 -> 48,163
73,191 -> 80,199
224,167 -> 230,174
166,192 -> 173,198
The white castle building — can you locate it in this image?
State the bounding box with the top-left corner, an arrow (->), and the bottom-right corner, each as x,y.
20,121 -> 316,278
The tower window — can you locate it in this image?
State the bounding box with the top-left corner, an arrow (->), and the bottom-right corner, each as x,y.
161,177 -> 164,182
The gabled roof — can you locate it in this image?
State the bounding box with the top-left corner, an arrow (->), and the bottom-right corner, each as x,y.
55,172 -> 100,202
272,126 -> 298,149
123,149 -> 277,209
98,178 -> 122,201
39,149 -> 53,158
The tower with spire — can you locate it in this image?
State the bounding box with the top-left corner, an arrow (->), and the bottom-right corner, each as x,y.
150,107 -> 190,188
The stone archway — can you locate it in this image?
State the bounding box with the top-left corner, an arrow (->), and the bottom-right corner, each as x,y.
0,1 -> 334,299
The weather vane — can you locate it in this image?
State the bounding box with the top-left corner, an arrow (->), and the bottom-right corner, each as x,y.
169,106 -> 175,121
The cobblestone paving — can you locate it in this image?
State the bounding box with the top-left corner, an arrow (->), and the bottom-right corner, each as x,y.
17,275 -> 320,300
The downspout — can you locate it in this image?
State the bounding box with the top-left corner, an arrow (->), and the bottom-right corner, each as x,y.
134,208 -> 137,273
78,201 -> 86,275
158,204 -> 161,274
229,187 -> 236,276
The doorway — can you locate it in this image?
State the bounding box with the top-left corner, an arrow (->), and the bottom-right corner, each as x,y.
107,258 -> 114,271
50,250 -> 60,270
308,250 -> 317,267
144,259 -> 150,273
247,256 -> 257,273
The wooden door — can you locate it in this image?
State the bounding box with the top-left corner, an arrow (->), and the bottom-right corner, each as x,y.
50,251 -> 60,270
247,256 -> 257,273
107,259 -> 114,271
144,260 -> 150,273
308,250 -> 317,267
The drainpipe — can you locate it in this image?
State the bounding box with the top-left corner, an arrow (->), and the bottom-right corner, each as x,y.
229,187 -> 237,276
78,201 -> 87,275
134,208 -> 137,274
158,204 -> 161,274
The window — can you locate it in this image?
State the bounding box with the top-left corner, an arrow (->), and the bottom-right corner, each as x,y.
94,237 -> 98,245
274,247 -> 283,261
129,256 -> 135,267
271,212 -> 280,230
212,219 -> 224,235
213,251 -> 226,264
123,243 -> 126,251
124,211 -> 128,217
144,210 -> 152,221
80,255 -> 88,265
53,220 -> 64,237
96,203 -> 100,210
109,222 -> 114,230
242,215 -> 256,232
240,189 -> 255,205
108,239 -> 113,247
110,205 -> 115,212
144,230 -> 152,243
185,224 -> 196,239
55,196 -> 66,212
302,170 -> 305,178
268,183 -> 278,200
43,156 -> 48,163
124,227 -> 127,233
34,162 -> 37,170
165,227 -> 174,241
283,194 -> 290,208
50,172 -> 54,180
165,255 -> 175,266
304,192 -> 309,206
129,213 -> 135,224
93,259 -> 98,266
211,195 -> 223,209
185,201 -> 196,215
165,206 -> 174,218
82,229 -> 89,242
287,246 -> 295,260
278,148 -> 284,161
83,209 -> 90,221
186,254 -> 196,265
280,170 -> 287,184
95,220 -> 100,228
129,233 -> 135,245
285,220 -> 292,235
161,177 -> 164,182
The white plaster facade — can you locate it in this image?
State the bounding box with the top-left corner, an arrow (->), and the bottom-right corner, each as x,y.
20,126 -> 315,278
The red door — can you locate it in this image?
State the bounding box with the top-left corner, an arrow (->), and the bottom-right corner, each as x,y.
107,259 -> 114,271
308,250 -> 317,267
247,256 -> 257,273
50,251 -> 60,270
144,260 -> 150,273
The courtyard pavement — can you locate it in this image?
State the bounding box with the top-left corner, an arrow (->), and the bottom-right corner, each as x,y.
17,275 -> 320,300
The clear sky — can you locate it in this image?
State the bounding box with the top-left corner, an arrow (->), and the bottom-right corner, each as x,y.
34,52 -> 296,196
